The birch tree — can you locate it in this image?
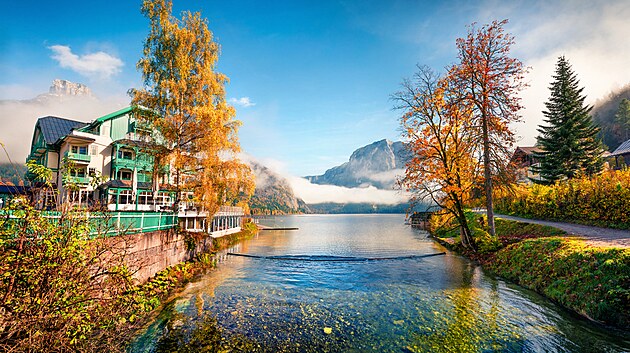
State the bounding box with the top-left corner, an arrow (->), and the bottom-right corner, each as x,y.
130,0 -> 253,214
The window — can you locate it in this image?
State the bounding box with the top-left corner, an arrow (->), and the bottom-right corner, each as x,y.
117,150 -> 133,160
69,190 -> 91,203
88,168 -> 96,177
90,145 -> 98,156
108,190 -> 117,204
71,145 -> 88,155
118,190 -> 133,205
70,168 -> 86,177
139,191 -> 153,205
117,170 -> 132,180
156,192 -> 172,206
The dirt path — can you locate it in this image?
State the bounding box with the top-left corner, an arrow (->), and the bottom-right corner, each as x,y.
493,214 -> 630,248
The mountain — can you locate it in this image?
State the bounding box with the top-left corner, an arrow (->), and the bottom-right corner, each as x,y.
306,139 -> 409,189
0,79 -> 120,164
302,139 -> 418,214
248,161 -> 310,215
0,163 -> 27,186
591,84 -> 630,150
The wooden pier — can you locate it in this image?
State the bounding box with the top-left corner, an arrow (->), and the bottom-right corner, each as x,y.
408,211 -> 433,229
257,225 -> 299,231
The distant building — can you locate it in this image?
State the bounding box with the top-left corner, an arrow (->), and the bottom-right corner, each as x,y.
509,146 -> 543,182
0,181 -> 29,209
610,139 -> 630,170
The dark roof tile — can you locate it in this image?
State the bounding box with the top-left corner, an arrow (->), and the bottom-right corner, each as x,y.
37,116 -> 86,145
611,139 -> 630,156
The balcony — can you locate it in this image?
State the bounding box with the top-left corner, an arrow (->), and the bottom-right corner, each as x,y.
65,151 -> 91,164
65,176 -> 90,184
113,157 -> 153,171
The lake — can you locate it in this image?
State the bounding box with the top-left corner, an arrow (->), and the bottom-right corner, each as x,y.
131,214 -> 629,352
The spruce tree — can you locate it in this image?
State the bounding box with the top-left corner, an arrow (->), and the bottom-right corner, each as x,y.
533,56 -> 604,183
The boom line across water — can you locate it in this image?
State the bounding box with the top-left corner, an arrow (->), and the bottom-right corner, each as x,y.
226,252 -> 446,262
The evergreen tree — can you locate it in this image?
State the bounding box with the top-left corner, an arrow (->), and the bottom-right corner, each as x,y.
615,98 -> 630,141
533,56 -> 604,183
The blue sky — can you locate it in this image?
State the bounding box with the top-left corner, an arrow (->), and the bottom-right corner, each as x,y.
2,0 -> 630,178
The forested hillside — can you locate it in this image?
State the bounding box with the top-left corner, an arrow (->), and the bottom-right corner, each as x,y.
591,84 -> 630,150
0,163 -> 26,185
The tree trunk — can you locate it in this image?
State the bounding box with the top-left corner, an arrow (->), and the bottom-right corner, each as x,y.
454,199 -> 476,250
482,114 -> 496,238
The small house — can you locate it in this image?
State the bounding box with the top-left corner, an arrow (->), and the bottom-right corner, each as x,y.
610,139 -> 630,169
509,146 -> 543,182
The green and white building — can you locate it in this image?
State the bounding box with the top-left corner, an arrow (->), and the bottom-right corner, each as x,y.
27,106 -> 174,211
26,106 -> 244,235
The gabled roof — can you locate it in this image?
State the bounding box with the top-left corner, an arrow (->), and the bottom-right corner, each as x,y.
515,146 -> 543,155
93,106 -> 134,124
78,105 -> 153,134
37,116 -> 86,145
611,139 -> 630,157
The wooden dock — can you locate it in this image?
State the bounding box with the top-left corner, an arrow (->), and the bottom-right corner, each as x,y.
257,225 -> 299,231
408,211 -> 433,229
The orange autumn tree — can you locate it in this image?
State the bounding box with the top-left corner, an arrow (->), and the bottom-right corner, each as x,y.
130,0 -> 253,214
451,20 -> 527,238
394,66 -> 479,249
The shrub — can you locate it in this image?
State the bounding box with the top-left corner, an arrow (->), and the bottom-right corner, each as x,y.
0,203 -> 140,352
495,169 -> 630,229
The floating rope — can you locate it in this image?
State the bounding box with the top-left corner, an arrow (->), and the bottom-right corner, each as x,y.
226,252 -> 446,262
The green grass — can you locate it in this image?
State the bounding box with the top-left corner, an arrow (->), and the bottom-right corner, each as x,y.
487,237 -> 629,328
495,218 -> 566,238
430,211 -> 629,329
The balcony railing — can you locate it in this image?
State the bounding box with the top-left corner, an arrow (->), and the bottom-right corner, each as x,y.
65,151 -> 91,163
65,176 -> 90,184
113,157 -> 153,171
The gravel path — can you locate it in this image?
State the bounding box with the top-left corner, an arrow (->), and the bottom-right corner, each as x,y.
493,214 -> 630,248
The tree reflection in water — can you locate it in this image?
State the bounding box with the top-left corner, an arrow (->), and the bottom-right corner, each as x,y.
407,264 -> 524,352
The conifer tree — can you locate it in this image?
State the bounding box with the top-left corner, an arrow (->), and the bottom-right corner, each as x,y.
615,98 -> 630,140
533,56 -> 604,183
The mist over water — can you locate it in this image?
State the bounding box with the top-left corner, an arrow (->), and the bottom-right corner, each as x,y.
132,215 -> 629,352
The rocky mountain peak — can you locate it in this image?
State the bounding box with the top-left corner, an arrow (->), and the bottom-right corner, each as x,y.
306,139 -> 410,189
248,160 -> 310,215
49,79 -> 92,97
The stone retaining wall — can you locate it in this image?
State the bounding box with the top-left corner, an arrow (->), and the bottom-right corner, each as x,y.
107,229 -> 216,283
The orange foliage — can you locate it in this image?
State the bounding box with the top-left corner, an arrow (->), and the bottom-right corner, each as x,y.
450,19 -> 528,237
394,66 -> 478,248
131,0 -> 254,213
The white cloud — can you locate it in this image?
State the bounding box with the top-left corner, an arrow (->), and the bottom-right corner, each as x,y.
229,97 -> 256,107
0,93 -> 128,164
0,84 -> 39,100
244,154 -> 409,204
288,176 -> 409,205
355,168 -> 404,185
49,45 -> 124,79
505,0 -> 630,146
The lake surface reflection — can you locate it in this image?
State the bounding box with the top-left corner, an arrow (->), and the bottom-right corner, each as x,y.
132,214 -> 629,352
